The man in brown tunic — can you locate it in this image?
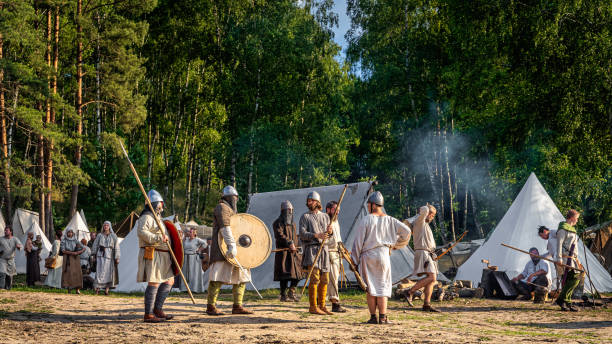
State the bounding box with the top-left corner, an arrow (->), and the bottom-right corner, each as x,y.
273,200 -> 303,301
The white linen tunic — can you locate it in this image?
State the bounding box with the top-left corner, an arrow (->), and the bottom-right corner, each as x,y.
542,229 -> 558,260
44,240 -> 63,288
182,237 -> 207,292
92,231 -> 120,288
0,237 -> 22,276
411,206 -> 438,275
520,259 -> 551,286
136,213 -> 174,283
351,214 -> 411,297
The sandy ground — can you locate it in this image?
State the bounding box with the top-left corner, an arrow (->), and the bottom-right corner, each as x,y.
0,288 -> 611,344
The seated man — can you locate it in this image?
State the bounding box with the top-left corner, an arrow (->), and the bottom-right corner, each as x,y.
511,247 -> 550,300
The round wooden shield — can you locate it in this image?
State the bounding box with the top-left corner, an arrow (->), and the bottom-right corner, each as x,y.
164,220 -> 184,275
218,213 -> 272,269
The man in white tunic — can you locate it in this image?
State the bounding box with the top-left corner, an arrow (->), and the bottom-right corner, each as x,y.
537,225 -> 560,289
92,221 -> 120,295
403,204 -> 441,312
206,185 -> 253,316
0,226 -> 23,289
511,247 -> 551,299
351,192 -> 411,324
137,190 -> 175,322
325,201 -> 346,313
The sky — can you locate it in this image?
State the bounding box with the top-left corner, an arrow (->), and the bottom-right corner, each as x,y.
331,0 -> 351,59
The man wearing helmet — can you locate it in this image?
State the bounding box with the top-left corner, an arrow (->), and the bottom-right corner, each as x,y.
273,200 -> 303,302
136,190 -> 175,323
206,185 -> 253,316
298,191 -> 333,315
403,204 -> 441,312
351,191 -> 411,324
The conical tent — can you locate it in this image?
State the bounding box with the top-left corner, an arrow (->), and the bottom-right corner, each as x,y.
11,208 -> 40,241
454,173 -> 612,292
0,211 -> 6,231
246,182 -> 448,291
79,209 -> 88,228
63,212 -> 90,244
14,221 -> 52,274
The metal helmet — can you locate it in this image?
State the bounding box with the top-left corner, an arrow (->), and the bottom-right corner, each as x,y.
222,185 -> 239,197
367,191 -> 384,206
281,200 -> 293,210
147,189 -> 163,203
307,191 -> 321,202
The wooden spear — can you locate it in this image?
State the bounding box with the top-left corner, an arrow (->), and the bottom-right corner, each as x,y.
119,141 -> 196,304
299,184 -> 348,300
501,243 -> 583,272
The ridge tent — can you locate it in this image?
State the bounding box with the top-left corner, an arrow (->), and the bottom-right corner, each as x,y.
14,220 -> 52,274
246,182 -> 448,291
454,173 -> 612,293
11,208 -> 40,242
62,211 -> 91,244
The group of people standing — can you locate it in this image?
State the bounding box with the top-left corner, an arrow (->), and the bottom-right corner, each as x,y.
43,221 -> 121,295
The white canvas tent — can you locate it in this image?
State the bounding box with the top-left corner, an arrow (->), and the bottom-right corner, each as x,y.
79,209 -> 88,228
455,173 -> 612,293
11,208 -> 40,242
14,221 -> 52,274
0,211 -> 6,231
246,182 -> 448,291
115,216 -> 182,293
63,211 -> 90,244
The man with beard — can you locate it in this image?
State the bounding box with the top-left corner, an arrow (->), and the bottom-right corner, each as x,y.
273,200 -> 303,302
403,204 -> 441,312
206,185 -> 253,316
511,247 -> 550,300
299,191 -> 333,315
137,190 -> 175,323
325,201 -> 346,312
0,226 -> 22,290
351,192 -> 411,324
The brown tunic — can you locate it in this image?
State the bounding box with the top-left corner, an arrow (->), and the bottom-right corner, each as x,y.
210,201 -> 235,263
273,218 -> 303,281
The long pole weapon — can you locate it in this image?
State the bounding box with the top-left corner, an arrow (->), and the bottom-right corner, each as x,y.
299,184 -> 348,300
119,141 -> 196,304
501,243 -> 583,272
232,256 -> 263,299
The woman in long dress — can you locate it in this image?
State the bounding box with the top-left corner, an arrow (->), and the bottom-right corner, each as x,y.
25,232 -> 41,286
92,221 -> 120,295
45,231 -> 63,288
181,228 -> 207,293
61,228 -> 85,294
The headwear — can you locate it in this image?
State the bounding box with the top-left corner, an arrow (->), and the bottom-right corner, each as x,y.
368,191 -> 384,206
147,189 -> 163,203
281,200 -> 293,210
222,185 -> 238,197
307,191 -> 321,202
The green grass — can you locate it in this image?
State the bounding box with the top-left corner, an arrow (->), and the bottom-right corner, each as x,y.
0,297 -> 17,304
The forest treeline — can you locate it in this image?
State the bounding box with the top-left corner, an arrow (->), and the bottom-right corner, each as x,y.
0,0 -> 610,242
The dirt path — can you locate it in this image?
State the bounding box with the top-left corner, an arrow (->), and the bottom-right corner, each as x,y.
0,290 -> 610,343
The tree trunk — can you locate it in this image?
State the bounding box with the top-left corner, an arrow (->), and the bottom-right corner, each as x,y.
0,9 -> 12,220
45,6 -> 59,234
201,158 -> 213,219
470,191 -> 485,238
444,133 -> 455,241
463,180 -> 469,232
69,0 -> 83,217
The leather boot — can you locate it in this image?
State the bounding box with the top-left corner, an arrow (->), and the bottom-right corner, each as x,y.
555,298 -> 569,311
422,304 -> 441,313
331,303 -> 347,313
364,314 -> 378,324
143,313 -> 163,323
232,304 -> 254,314
288,287 -> 299,302
567,303 -> 580,312
279,293 -> 288,302
317,283 -> 333,315
154,308 -> 174,320
378,314 -> 391,324
308,283 -> 325,315
205,304 -> 224,316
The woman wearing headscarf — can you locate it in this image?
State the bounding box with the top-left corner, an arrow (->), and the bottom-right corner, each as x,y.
45,231 -> 63,288
92,221 -> 120,295
181,228 -> 207,293
61,228 -> 85,293
25,232 -> 42,286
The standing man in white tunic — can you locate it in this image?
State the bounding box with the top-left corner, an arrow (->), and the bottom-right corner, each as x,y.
206,185 -> 253,316
0,226 -> 23,289
537,225 -> 560,289
325,201 -> 346,313
137,190 -> 175,323
403,204 -> 441,312
351,191 -> 411,324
